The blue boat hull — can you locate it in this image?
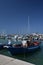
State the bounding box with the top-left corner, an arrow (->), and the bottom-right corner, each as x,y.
0,45 -> 3,49
8,45 -> 40,55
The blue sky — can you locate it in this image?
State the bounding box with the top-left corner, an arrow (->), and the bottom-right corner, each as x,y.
0,0 -> 43,34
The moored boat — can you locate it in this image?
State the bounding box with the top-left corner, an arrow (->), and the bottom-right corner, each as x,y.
8,40 -> 41,55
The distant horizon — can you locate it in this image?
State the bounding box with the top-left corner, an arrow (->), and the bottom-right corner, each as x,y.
0,31 -> 43,35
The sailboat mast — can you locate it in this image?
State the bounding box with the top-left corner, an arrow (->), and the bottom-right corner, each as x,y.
28,16 -> 30,34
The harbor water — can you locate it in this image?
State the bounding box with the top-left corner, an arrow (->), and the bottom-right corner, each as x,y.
0,39 -> 43,65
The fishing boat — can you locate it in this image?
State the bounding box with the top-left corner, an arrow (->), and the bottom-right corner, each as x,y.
8,40 -> 41,55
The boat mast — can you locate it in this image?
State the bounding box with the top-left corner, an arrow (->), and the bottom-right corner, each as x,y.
28,16 -> 30,34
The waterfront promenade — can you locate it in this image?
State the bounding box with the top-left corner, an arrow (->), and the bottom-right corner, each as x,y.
0,54 -> 35,65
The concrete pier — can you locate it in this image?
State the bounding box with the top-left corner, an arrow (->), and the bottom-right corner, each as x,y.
0,54 -> 35,65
